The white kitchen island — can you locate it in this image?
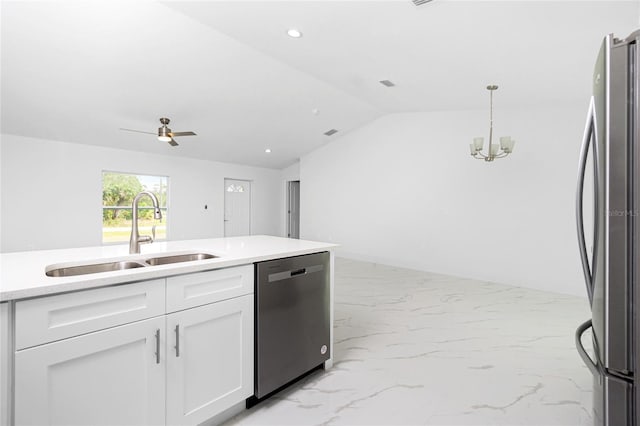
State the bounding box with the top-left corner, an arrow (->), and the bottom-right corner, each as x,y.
0,235 -> 337,426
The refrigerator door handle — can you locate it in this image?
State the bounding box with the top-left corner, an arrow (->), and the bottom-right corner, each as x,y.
575,319 -> 599,376
576,97 -> 596,305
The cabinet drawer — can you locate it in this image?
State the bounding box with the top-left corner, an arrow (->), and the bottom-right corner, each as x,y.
16,279 -> 165,350
166,265 -> 253,312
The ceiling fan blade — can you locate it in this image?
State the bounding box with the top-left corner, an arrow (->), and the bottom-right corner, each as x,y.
168,131 -> 196,137
120,128 -> 156,135
168,139 -> 179,147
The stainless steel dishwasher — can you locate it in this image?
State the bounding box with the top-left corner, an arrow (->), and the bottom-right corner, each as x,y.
253,251 -> 330,400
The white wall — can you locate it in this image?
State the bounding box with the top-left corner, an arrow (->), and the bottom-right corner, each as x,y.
301,105 -> 590,296
281,162 -> 300,183
0,134 -> 282,252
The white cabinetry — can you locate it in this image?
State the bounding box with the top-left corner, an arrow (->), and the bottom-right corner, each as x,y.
15,317 -> 166,426
166,265 -> 253,312
11,265 -> 255,426
166,294 -> 253,425
15,279 -> 165,350
1,303 -> 10,426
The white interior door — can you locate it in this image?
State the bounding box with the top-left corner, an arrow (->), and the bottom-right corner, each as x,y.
224,179 -> 251,237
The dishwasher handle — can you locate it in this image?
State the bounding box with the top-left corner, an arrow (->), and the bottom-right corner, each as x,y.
268,264 -> 324,282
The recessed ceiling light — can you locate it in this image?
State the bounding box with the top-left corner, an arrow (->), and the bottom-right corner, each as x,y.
287,28 -> 302,38
265,148 -> 272,153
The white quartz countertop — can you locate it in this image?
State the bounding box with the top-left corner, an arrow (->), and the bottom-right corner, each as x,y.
0,235 -> 337,302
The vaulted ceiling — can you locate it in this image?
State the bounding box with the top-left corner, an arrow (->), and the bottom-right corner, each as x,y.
2,1 -> 638,169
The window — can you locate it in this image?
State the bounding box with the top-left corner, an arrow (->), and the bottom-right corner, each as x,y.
102,171 -> 168,243
226,183 -> 245,193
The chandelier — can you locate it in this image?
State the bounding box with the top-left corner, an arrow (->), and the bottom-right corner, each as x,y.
470,85 -> 515,161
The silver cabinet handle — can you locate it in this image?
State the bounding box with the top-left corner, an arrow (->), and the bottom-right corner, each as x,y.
154,329 -> 160,364
576,97 -> 596,305
174,324 -> 180,357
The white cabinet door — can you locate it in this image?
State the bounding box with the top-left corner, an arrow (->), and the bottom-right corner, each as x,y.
15,317 -> 166,426
166,295 -> 253,426
0,303 -> 10,426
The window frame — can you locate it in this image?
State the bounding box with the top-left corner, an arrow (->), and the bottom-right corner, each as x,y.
101,170 -> 170,245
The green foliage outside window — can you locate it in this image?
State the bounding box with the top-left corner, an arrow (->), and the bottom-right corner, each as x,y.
102,172 -> 168,243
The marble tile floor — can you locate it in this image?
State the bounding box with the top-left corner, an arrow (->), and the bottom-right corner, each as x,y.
225,258 -> 594,426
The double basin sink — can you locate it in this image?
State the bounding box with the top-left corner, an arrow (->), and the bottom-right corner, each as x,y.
46,253 -> 218,277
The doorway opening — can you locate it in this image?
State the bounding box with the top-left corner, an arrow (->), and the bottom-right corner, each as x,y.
224,178 -> 251,237
287,180 -> 300,239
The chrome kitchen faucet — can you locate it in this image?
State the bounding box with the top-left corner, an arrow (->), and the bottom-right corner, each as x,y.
129,191 -> 162,254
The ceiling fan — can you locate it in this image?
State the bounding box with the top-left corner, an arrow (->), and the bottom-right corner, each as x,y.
120,117 -> 196,146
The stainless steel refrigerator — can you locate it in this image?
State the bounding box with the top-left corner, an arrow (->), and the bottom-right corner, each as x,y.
576,30 -> 639,426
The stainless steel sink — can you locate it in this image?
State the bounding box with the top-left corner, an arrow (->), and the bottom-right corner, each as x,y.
145,253 -> 218,266
45,252 -> 219,277
45,261 -> 147,277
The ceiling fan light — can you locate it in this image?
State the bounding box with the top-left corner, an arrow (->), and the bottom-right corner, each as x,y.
158,136 -> 172,142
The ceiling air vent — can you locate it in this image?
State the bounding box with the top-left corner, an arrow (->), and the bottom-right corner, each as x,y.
379,80 -> 395,87
324,129 -> 339,136
412,0 -> 433,5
